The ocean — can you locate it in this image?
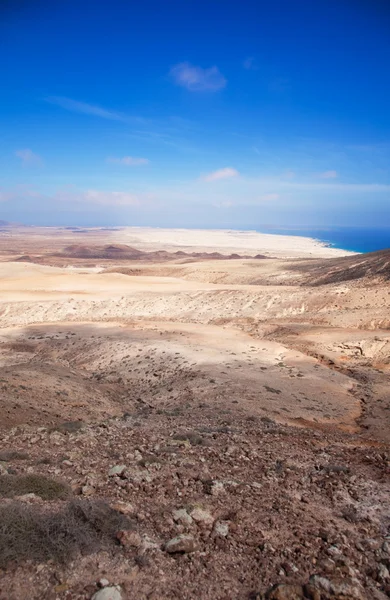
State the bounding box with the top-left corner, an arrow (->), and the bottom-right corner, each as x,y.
254,226 -> 390,254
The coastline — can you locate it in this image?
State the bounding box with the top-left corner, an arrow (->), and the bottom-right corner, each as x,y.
114,226 -> 356,259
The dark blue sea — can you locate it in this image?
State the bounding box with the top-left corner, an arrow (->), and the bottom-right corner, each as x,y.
253,227 -> 390,254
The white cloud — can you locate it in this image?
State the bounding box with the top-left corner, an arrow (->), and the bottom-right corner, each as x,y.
107,156 -> 150,166
15,149 -> 43,166
169,62 -> 226,92
319,170 -> 338,179
243,57 -> 258,70
260,193 -> 280,201
203,167 -> 239,182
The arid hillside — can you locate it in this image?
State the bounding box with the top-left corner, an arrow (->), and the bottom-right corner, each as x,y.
0,227 -> 389,600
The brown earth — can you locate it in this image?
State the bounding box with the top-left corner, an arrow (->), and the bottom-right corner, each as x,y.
0,227 -> 389,600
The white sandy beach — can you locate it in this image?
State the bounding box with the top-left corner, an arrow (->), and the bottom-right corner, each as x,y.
115,227 -> 355,258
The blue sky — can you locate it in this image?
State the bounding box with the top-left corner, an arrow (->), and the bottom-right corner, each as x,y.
1,0 -> 390,227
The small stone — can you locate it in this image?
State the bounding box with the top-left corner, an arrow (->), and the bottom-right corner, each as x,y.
173,508 -> 193,526
265,583 -> 305,599
0,463 -> 8,475
92,586 -> 122,600
383,541 -> 390,554
210,481 -> 225,495
81,485 -> 94,496
214,521 -> 229,537
316,557 -> 335,573
378,563 -> 390,582
108,465 -> 126,477
99,579 -> 110,588
126,468 -> 151,484
165,534 -> 197,554
116,530 -> 142,548
308,575 -> 364,600
190,507 -> 214,526
140,535 -> 160,553
168,438 -> 190,448
327,545 -> 342,557
110,501 -> 135,516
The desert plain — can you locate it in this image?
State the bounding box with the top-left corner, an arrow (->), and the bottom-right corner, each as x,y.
0,225 -> 389,600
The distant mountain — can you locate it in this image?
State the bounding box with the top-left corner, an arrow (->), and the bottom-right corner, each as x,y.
54,244 -> 267,261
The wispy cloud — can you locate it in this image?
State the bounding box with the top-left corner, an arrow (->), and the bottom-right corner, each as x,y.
45,96 -> 125,121
15,149 -> 43,166
202,167 -> 239,181
107,156 -> 150,166
1,185 -> 153,208
319,170 -> 338,179
169,62 -> 226,92
243,57 -> 258,70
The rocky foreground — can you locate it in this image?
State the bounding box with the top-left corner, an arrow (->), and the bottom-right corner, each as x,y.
0,405 -> 389,599
0,228 -> 389,598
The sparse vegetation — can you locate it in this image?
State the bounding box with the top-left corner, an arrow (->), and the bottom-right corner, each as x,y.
0,499 -> 132,567
173,431 -> 206,446
52,420 -> 84,434
0,450 -> 29,461
0,474 -> 71,500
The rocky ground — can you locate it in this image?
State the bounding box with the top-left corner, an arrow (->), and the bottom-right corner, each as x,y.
0,227 -> 389,599
1,403 -> 390,600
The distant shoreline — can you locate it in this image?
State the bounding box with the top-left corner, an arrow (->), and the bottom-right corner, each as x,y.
6,223 -> 389,255
111,226 -> 355,259
252,226 -> 390,254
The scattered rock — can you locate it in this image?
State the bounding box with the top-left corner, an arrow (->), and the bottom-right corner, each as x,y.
116,530 -> 142,548
140,535 -> 160,553
265,583 -> 305,599
214,521 -> 229,537
190,507 -> 214,526
108,465 -> 126,477
378,563 -> 390,582
306,575 -> 365,599
110,501 -> 135,516
173,508 -> 193,525
210,480 -> 225,496
165,534 -> 197,554
91,586 -> 122,600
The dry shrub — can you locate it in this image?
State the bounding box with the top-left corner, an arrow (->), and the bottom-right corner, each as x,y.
173,431 -> 206,446
0,474 -> 71,500
0,499 -> 132,567
53,421 -> 84,434
0,450 -> 29,461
